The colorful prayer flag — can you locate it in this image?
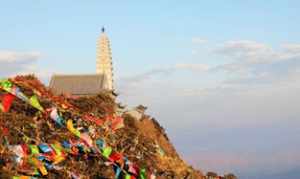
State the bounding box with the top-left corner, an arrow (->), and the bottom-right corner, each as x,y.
0,80 -> 13,92
61,140 -> 71,149
67,119 -> 81,137
51,142 -> 63,156
102,146 -> 112,158
9,145 -> 25,163
13,176 -> 35,179
150,174 -> 156,179
50,142 -> 65,164
109,152 -> 122,162
113,165 -> 122,179
111,116 -> 124,131
29,95 -> 44,111
50,108 -> 64,126
128,163 -> 138,175
1,93 -> 15,112
96,139 -> 105,149
29,157 -> 48,176
80,132 -> 93,147
38,144 -> 53,153
29,145 -> 39,155
139,168 -> 146,179
12,86 -> 29,102
83,114 -> 104,126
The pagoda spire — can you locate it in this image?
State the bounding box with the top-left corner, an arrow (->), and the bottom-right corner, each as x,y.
96,27 -> 114,90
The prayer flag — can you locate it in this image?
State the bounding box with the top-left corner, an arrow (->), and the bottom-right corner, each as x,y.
29,157 -> 48,176
12,86 -> 29,102
51,142 -> 65,164
139,168 -> 146,179
109,152 -> 122,162
67,119 -> 81,137
51,142 -> 63,156
61,140 -> 71,149
50,108 -> 64,127
128,163 -> 138,175
102,146 -> 112,158
0,80 -> 13,92
29,145 -> 39,155
96,139 -> 105,149
150,174 -> 156,179
114,165 -> 122,179
83,114 -> 104,126
111,116 -> 124,131
53,155 -> 65,164
1,93 -> 15,112
38,144 -> 53,153
21,144 -> 30,155
13,176 -> 33,179
9,145 -> 25,163
80,132 -> 93,147
29,95 -> 44,111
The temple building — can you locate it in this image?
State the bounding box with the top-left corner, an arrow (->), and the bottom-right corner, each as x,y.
49,28 -> 114,96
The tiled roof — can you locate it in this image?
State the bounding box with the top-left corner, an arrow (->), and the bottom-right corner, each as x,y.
49,74 -> 106,96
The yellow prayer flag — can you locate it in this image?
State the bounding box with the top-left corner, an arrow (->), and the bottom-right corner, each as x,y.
29,95 -> 44,111
67,119 -> 81,137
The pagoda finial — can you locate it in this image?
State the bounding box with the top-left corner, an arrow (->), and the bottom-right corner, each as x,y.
101,27 -> 105,33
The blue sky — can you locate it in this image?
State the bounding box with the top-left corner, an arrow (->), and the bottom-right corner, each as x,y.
1,1 -> 300,178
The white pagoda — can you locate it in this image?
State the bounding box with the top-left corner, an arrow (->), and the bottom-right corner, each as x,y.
96,27 -> 114,91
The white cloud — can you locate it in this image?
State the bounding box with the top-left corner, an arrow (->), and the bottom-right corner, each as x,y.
212,40 -> 300,85
282,43 -> 300,53
0,50 -> 43,77
0,51 -> 41,63
192,37 -> 208,44
119,63 -> 210,86
175,63 -> 210,71
215,40 -> 274,63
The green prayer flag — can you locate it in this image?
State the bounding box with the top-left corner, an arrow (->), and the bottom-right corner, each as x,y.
139,168 -> 146,179
29,145 -> 39,155
125,174 -> 131,179
0,80 -> 12,92
102,146 -> 112,158
29,95 -> 44,111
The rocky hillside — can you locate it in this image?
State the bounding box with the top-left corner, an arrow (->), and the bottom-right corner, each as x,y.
0,75 -> 203,179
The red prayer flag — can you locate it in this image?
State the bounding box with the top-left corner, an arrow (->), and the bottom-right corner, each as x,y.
109,152 -> 122,162
1,93 -> 15,112
83,114 -> 104,126
21,144 -> 30,155
2,127 -> 9,136
111,116 -> 124,131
